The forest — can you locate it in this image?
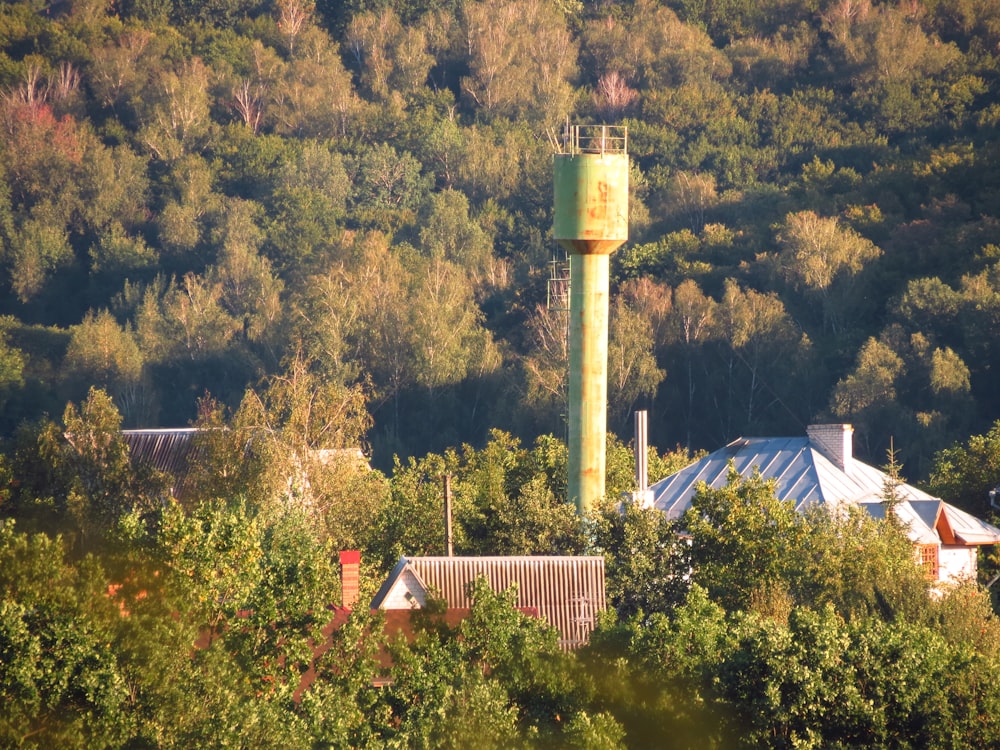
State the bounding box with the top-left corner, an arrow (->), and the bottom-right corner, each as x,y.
4,0 -> 1000,745
1,0 -> 1000,471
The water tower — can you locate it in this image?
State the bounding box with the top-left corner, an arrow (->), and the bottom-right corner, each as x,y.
553,124 -> 628,515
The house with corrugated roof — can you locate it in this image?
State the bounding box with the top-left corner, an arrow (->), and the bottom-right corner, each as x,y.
290,552 -> 603,695
646,423 -> 1000,585
121,428 -> 200,498
121,428 -> 368,502
370,556 -> 607,650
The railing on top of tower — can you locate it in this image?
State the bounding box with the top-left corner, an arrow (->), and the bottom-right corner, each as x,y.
552,124 -> 627,156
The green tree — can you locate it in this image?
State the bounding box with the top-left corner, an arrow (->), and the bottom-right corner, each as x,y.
716,607 -> 1000,748
208,197 -> 285,352
521,302 -> 569,433
88,222 -> 158,279
270,26 -> 366,138
580,0 -> 728,91
407,253 -> 500,393
830,336 -> 905,454
684,467 -> 804,615
458,577 -> 591,743
348,142 -> 428,231
136,57 -> 212,161
78,142 -> 149,237
669,278 -> 716,448
61,310 -> 144,405
378,597 -> 521,748
591,499 -> 690,619
154,154 -> 219,259
185,351 -> 377,545
791,505 -> 929,623
822,3 -> 965,133
587,584 -> 735,748
6,211 -> 74,303
715,278 -> 807,434
459,0 -> 577,125
346,7 -> 434,101
9,387 -> 167,537
774,210 -> 882,334
455,431 -> 583,556
927,420 -> 1000,517
607,295 -> 665,432
417,188 -> 494,292
266,140 -> 349,274
0,316 -> 25,409
0,520 -> 130,748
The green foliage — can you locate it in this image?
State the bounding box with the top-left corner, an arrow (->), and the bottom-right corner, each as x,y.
715,607 -> 1000,749
0,316 -> 25,405
61,309 -> 144,407
793,505 -> 930,623
6,0 -> 991,465
370,430 -> 585,567
684,466 -> 803,614
683,467 -> 930,623
9,387 -> 167,535
591,499 -> 690,619
927,420 -> 1000,517
0,521 -> 130,748
3,3 -> 1000,741
585,585 -> 735,748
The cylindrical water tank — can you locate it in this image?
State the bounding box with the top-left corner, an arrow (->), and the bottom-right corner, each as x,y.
554,127 -> 628,256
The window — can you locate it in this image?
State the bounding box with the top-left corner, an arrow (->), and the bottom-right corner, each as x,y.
917,544 -> 939,580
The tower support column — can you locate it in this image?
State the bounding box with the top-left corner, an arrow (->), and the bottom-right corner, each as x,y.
567,252 -> 610,515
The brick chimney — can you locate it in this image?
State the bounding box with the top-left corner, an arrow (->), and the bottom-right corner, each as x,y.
339,550 -> 361,609
806,424 -> 854,474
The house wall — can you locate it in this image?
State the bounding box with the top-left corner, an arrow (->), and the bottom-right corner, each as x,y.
380,569 -> 427,609
939,546 -> 977,583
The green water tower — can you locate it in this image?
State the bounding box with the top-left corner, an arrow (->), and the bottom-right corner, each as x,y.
553,125 -> 629,516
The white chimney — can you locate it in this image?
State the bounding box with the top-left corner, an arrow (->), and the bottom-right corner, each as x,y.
807,424 -> 854,474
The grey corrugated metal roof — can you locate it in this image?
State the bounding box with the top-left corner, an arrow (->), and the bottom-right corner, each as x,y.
122,428 -> 199,498
944,503 -> 1000,544
859,501 -> 941,545
122,429 -> 197,473
649,432 -> 1000,547
371,556 -> 606,649
652,436 -> 936,519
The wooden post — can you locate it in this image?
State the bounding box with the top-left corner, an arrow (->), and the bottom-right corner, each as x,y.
443,474 -> 454,557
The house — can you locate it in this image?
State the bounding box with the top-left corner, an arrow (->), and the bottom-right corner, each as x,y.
370,555 -> 607,649
120,428 -> 367,502
646,423 -> 1000,585
294,552 -> 602,696
121,428 -> 201,499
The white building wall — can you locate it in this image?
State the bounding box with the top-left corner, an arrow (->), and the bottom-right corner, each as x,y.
938,546 -> 977,583
380,568 -> 428,609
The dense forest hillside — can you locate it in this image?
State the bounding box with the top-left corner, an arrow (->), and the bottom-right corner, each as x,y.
2,0 -> 999,476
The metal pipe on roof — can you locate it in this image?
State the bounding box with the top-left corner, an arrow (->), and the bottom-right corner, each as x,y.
635,409 -> 648,493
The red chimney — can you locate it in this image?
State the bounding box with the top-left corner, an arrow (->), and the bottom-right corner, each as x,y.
339,550 -> 361,609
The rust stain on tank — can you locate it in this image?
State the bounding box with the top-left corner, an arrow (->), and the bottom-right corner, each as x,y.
587,180 -> 608,221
